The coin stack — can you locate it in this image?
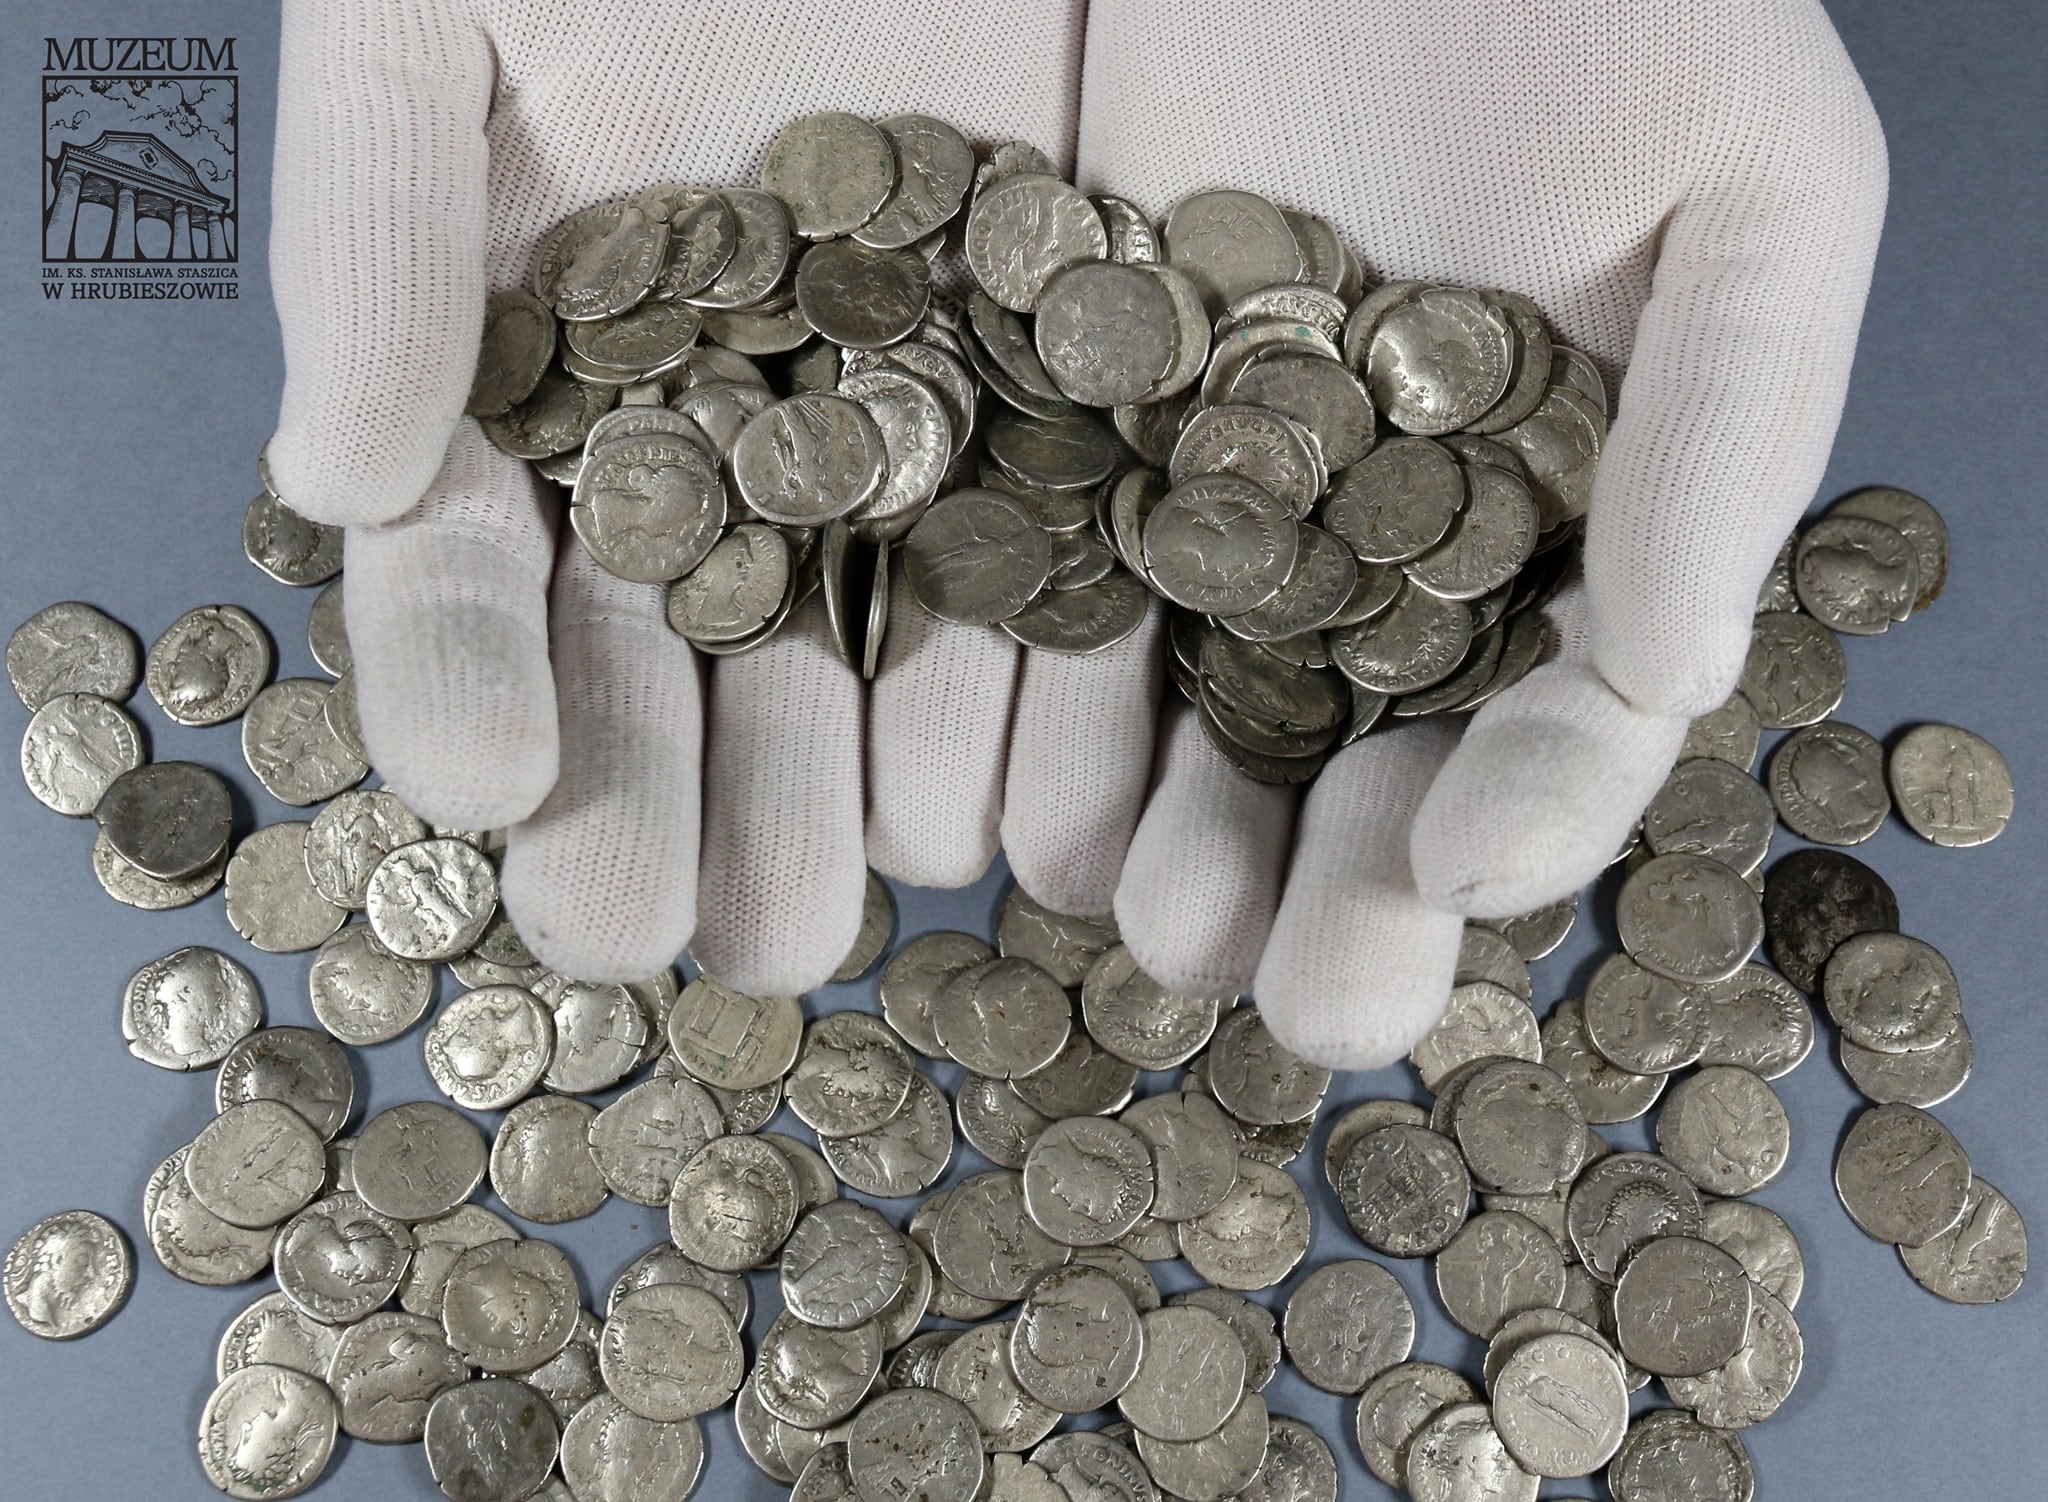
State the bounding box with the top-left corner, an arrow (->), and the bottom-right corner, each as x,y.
4,115 -> 2032,1502
455,111 -> 1595,782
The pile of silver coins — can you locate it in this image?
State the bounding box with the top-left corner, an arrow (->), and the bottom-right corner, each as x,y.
465,111 -> 1593,781
2,119 -> 2029,1502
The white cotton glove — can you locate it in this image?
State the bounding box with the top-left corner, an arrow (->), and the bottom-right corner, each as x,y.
1020,0 -> 1886,1069
267,0 -> 1087,986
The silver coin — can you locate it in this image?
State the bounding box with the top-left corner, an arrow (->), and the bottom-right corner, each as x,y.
934,1170 -> 1072,1303
1453,1059 -> 1587,1195
571,430 -> 726,583
197,1363 -> 338,1500
273,1192 -> 410,1325
1176,1157 -> 1311,1291
595,1284 -> 741,1422
361,837 -> 498,962
1161,190 -> 1301,317
1699,1200 -> 1805,1311
1608,1408 -> 1754,1502
440,1236 -> 579,1375
1696,964 -> 1814,1080
1840,1022 -> 1975,1107
1117,1304 -> 1245,1442
733,1370 -> 825,1483
353,1101 -> 489,1222
186,1099 -> 327,1230
3,1209 -> 130,1340
993,890 -> 1117,989
308,923 -> 435,1045
1490,1331 -> 1628,1476
1009,1264 -> 1145,1413
122,945 -> 263,1071
1022,1117 -> 1156,1247
147,604 -> 272,725
1321,1099 -> 1429,1190
1829,485 -> 1947,608
1822,930 -> 1964,1055
1480,1306 -> 1616,1391
827,872 -> 898,986
966,172 -> 1107,314
779,1200 -> 908,1332
1336,1124 -> 1471,1257
1655,1066 -> 1789,1196
401,1205 -> 519,1322
422,985 -> 549,1112
1566,1151 -> 1705,1284
303,788 -> 429,909
1663,1281 -> 1803,1429
1613,1235 -> 1753,1376
243,491 -> 344,586
1794,514 -> 1918,633
1133,1391 -> 1269,1502
933,958 -> 1071,1080
1408,979 -> 1539,1091
241,678 -> 367,805
532,974 -> 649,1096
845,1390 -> 986,1502
665,975 -> 802,1090
1282,1258 -> 1414,1395
760,111 -> 895,240
423,1377 -> 561,1502
1143,473 -> 1300,618
1898,1174 -> 2027,1304
91,825 -> 226,910
902,488 -> 1053,626
788,1010 -> 916,1138
217,1291 -> 342,1382
1681,692 -> 1763,772
1580,955 -> 1706,1075
1835,1102 -> 1973,1247
1643,757 -> 1775,874
1888,721 -> 2014,846
1171,403 -> 1324,519
821,1070 -> 955,1199
1402,461 -> 1538,601
1769,720 -> 1891,845
1353,1362 -> 1476,1491
1402,1401 -> 1537,1502
491,1095 -> 607,1224
1034,259 -> 1178,406
1119,1091 -> 1238,1223
667,522 -> 792,644
217,1025 -> 355,1141
1323,436 -> 1468,564
756,1308 -> 884,1430
1434,1210 -> 1566,1339
19,690 -> 142,816
668,1133 -> 799,1273
564,298 -> 704,379
584,1076 -> 722,1207
532,196 -> 668,321
1739,611 -> 1846,729
1366,286 -> 1512,435
1539,999 -> 1666,1124
1204,1007 -> 1330,1125
1009,1030 -> 1139,1120
559,1394 -> 704,1502
956,1073 -> 1054,1170
142,1145 -> 274,1287
223,822 -> 348,954
1033,1431 -> 1158,1502
1160,1288 -> 1278,1397
7,600 -> 139,709
1616,853 -> 1763,985
1329,581 -> 1473,695
467,286 -> 557,416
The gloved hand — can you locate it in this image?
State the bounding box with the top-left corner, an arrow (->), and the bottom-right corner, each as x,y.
266,0 -> 1090,987
1034,0 -> 1883,1069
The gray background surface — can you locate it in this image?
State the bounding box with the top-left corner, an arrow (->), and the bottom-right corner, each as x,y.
0,1 -> 2041,1496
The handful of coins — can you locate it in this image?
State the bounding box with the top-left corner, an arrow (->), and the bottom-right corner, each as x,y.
468,111 -> 1600,781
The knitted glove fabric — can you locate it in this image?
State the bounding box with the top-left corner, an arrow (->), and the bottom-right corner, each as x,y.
1072,0 -> 1887,1067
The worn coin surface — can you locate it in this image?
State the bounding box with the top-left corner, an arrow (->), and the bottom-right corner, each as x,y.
217,1026 -> 354,1142
3,1210 -> 131,1340
1403,1401 -> 1537,1502
1337,1123 -> 1472,1257
1282,1259 -> 1414,1394
1835,1102 -> 1973,1247
273,1192 -> 410,1326
1794,513 -> 1918,633
559,1393 -> 704,1502
1663,1282 -> 1803,1429
364,837 -> 498,962
788,1011 -> 916,1138
146,604 -> 273,726
491,1095 -> 607,1224
1897,1175 -> 2027,1304
7,601 -> 140,709
423,1377 -> 561,1502
197,1362 -> 338,1500
1540,999 -> 1666,1124
668,1133 -> 800,1273
1701,1199 -> 1806,1310
1769,720 -> 1892,845
425,985 -> 552,1112
1656,1066 -> 1789,1196
1616,852 -> 1763,985
224,822 -> 348,954
308,924 -> 435,1046
779,1200 -> 908,1331
1492,1331 -> 1628,1475
122,945 -> 263,1071
20,691 -> 143,816
1607,1406 -> 1754,1502
185,1099 -> 327,1230
1739,610 -> 1846,729
1408,979 -> 1540,1090
143,1145 -> 276,1287
1453,1059 -> 1586,1195
1822,930 -> 1963,1055
1613,1235 -> 1754,1376
1887,721 -> 2014,846
1761,847 -> 1899,993
932,957 -> 1070,1080
599,1283 -> 742,1421
1566,1152 -> 1705,1284
666,976 -> 803,1090
1117,1304 -> 1245,1442
241,678 -> 367,805
440,1236 -> 579,1375
353,1101 -> 489,1223
1178,1158 -> 1312,1292
1008,1263 -> 1145,1413
1434,1211 -> 1566,1339
1022,1117 -> 1156,1247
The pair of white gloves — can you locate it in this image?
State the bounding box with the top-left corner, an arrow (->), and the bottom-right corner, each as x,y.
267,0 -> 1886,1068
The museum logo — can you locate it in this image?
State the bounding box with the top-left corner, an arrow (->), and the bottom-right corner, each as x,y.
41,36 -> 240,301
